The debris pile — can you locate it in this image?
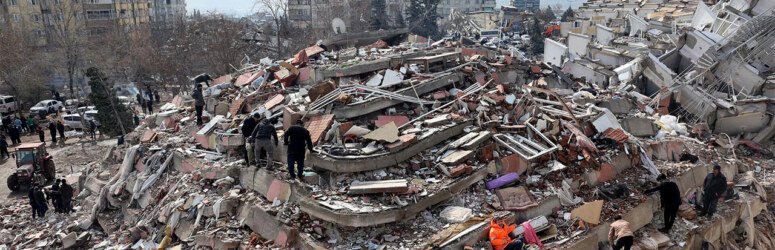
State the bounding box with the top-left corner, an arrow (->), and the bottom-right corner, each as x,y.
2,0 -> 775,248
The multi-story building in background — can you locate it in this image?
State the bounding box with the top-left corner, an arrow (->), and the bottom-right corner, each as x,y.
149,0 -> 186,26
0,0 -> 181,39
82,0 -> 150,33
437,0 -> 497,17
511,0 -> 540,12
288,0 -> 406,33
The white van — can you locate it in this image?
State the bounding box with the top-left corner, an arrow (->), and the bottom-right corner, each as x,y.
0,95 -> 19,114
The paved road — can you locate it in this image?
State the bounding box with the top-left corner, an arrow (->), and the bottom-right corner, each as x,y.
0,132 -> 114,205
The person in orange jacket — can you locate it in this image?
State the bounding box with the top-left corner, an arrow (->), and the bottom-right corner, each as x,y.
489,218 -> 517,250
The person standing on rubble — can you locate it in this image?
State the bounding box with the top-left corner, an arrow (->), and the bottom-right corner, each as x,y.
50,179 -> 62,213
251,117 -> 278,168
192,84 -> 205,126
60,179 -> 74,213
29,185 -> 40,219
283,120 -> 313,181
48,121 -> 57,144
32,185 -> 48,218
645,173 -> 681,233
36,125 -> 45,143
0,133 -> 8,159
242,113 -> 260,164
608,215 -> 634,250
699,164 -> 727,218
56,120 -> 66,142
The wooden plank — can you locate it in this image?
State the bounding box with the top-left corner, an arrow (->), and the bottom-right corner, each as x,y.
348,179 -> 409,194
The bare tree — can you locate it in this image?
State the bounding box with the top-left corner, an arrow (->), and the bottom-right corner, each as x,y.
0,27 -> 48,106
255,0 -> 289,57
49,0 -> 89,99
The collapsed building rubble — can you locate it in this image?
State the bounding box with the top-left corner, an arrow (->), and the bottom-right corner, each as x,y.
2,0 -> 775,248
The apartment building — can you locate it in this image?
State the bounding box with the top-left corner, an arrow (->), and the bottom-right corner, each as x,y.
149,0 -> 185,25
511,0 -> 540,12
82,0 -> 150,33
437,0 -> 496,17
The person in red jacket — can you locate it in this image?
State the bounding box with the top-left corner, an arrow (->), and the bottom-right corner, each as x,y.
489,219 -> 517,250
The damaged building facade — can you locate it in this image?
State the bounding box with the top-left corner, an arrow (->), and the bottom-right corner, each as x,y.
2,0 -> 775,249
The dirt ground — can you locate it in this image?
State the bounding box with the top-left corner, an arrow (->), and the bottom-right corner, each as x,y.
0,131 -> 114,205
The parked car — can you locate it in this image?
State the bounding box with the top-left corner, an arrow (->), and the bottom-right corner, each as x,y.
62,114 -> 85,130
29,100 -> 63,116
84,110 -> 100,126
0,95 -> 19,114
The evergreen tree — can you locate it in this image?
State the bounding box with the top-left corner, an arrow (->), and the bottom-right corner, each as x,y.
561,7 -> 575,22
85,67 -> 134,137
544,6 -> 556,22
405,0 -> 441,39
371,0 -> 387,30
530,16 -> 544,55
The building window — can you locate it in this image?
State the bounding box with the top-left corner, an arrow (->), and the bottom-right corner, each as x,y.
29,0 -> 36,5
10,0 -> 17,5
12,14 -> 20,22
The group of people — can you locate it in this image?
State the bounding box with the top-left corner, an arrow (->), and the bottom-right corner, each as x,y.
2,115 -> 29,145
240,113 -> 313,182
136,88 -> 160,115
486,164 -> 729,250
28,179 -> 74,219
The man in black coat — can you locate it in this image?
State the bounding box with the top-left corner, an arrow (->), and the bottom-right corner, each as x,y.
48,122 -> 57,143
192,84 -> 205,125
33,186 -> 48,218
28,186 -> 40,219
56,120 -> 66,142
283,120 -> 313,181
645,174 -> 681,233
60,179 -> 74,213
700,164 -> 727,218
242,113 -> 260,164
50,179 -> 62,213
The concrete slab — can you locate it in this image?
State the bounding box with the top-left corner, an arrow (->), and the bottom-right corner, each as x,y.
442,150 -> 474,165
621,117 -> 658,137
363,122 -> 399,143
348,179 -> 409,194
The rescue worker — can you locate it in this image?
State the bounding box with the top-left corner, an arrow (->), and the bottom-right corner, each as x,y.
9,125 -> 20,144
29,185 -> 40,219
89,119 -> 98,140
56,120 -> 66,142
489,218 -> 517,250
36,125 -> 45,143
0,134 -> 8,159
50,179 -> 62,213
33,186 -> 48,218
191,84 -> 205,126
251,117 -> 278,168
48,122 -> 57,143
644,173 -> 681,233
241,113 -> 260,164
283,120 -> 313,181
608,215 -> 634,250
60,179 -> 74,213
699,164 -> 727,218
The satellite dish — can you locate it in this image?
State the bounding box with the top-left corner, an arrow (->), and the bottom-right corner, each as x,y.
332,18 -> 347,34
